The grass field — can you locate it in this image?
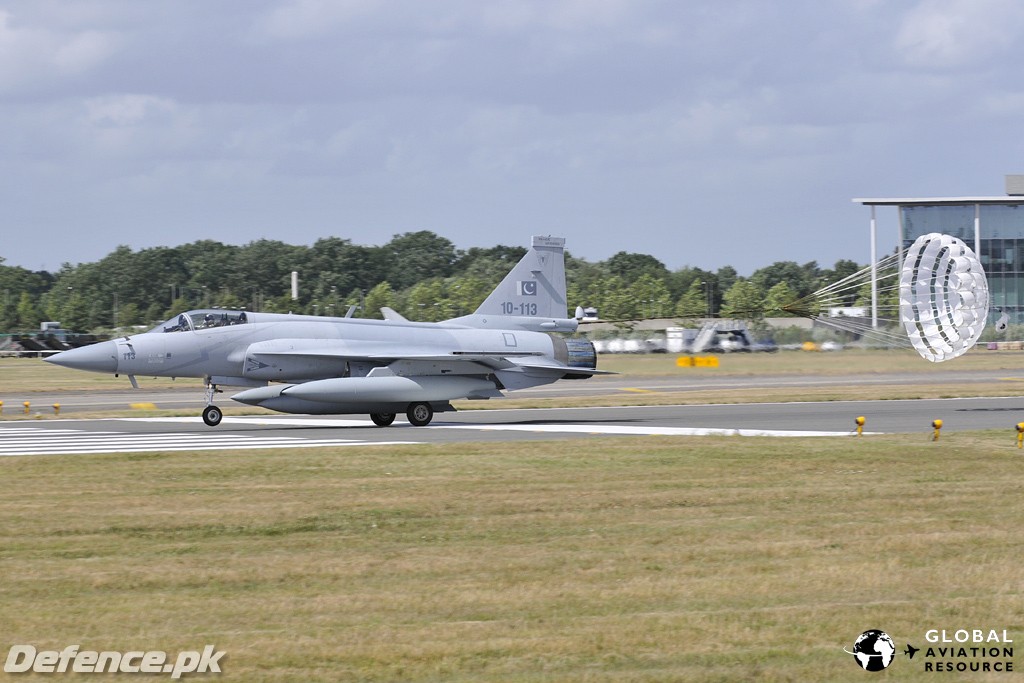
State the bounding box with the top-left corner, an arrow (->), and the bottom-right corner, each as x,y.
2,434 -> 1023,681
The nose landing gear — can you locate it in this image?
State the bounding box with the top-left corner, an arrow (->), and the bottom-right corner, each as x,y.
202,379 -> 223,427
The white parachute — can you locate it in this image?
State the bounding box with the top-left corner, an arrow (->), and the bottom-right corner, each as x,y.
899,233 -> 988,362
776,232 -> 990,361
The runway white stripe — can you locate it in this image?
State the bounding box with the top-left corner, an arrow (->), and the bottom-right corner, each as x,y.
0,427 -> 417,457
437,424 -> 864,437
109,416 -> 868,436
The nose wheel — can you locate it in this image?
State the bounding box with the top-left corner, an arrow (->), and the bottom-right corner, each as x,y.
202,405 -> 223,427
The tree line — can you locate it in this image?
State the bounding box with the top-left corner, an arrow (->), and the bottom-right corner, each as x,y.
0,231 -> 866,333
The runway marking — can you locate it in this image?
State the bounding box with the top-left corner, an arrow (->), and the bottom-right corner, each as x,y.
129,417 -> 373,428
620,387 -> 657,394
0,426 -> 418,457
436,424 -> 863,438
0,413 -> 874,457
120,416 -> 862,437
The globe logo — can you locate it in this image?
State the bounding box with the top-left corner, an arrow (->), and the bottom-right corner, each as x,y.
847,629 -> 896,671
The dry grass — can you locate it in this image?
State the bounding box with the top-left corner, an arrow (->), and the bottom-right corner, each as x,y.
2,435 -> 1022,681
0,357 -> 186,391
596,347 -> 1024,376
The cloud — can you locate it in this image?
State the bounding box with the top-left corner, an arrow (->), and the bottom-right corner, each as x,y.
248,0 -> 379,41
894,0 -> 1024,68
0,9 -> 119,94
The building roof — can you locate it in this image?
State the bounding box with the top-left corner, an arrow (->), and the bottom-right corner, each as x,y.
853,197 -> 1024,206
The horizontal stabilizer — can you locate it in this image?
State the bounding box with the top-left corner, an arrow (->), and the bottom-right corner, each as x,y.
381,307 -> 409,322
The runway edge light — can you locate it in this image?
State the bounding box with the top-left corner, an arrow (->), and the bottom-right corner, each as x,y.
855,416 -> 865,437
1015,422 -> 1024,449
931,419 -> 943,442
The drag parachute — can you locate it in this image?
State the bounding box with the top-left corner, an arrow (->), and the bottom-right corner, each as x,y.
775,232 -> 991,361
899,233 -> 988,362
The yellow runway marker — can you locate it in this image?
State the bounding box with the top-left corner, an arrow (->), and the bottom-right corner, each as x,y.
130,402 -> 158,410
620,388 -> 657,394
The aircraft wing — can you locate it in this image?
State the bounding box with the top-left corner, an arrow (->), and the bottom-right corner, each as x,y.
242,339 -> 613,377
248,347 -> 539,366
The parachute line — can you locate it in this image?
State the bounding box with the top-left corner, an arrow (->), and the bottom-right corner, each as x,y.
767,233 -> 989,362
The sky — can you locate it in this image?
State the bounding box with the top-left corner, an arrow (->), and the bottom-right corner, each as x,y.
3,0 -> 1024,276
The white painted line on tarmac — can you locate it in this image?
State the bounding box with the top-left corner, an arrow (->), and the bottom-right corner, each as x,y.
436,424 -> 868,437
0,426 -> 418,457
111,416 -> 867,437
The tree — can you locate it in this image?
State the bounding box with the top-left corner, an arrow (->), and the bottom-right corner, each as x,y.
565,255 -> 610,312
764,281 -> 799,317
751,261 -> 817,298
404,279 -> 447,321
719,280 -> 765,319
675,279 -> 708,319
603,252 -> 670,283
820,259 -> 864,307
455,246 -> 527,285
363,282 -> 396,319
304,237 -> 386,298
714,266 -> 738,314
117,302 -> 144,327
15,292 -> 41,329
628,274 -> 673,318
596,275 -> 634,321
385,231 -> 458,290
445,275 -> 491,317
237,239 -> 306,300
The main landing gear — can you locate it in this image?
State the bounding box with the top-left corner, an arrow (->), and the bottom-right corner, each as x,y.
369,402 -> 434,427
202,379 -> 223,427
406,402 -> 433,427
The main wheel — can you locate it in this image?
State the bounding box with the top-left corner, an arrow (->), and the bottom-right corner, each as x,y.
370,412 -> 396,427
202,405 -> 223,427
406,402 -> 433,427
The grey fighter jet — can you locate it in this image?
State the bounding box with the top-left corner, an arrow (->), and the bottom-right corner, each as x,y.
47,236 -> 605,427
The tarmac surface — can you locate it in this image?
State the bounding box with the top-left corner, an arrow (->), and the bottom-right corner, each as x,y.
4,366 -> 1024,456
3,395 -> 1024,457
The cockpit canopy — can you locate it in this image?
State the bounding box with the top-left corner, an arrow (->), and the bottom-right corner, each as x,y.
149,309 -> 249,333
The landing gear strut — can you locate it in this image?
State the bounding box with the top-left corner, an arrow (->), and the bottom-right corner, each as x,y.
202,379 -> 223,427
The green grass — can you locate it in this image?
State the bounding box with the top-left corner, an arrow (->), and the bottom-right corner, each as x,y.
2,435 -> 1022,681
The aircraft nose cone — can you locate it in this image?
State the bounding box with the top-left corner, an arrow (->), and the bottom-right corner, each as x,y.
45,341 -> 118,373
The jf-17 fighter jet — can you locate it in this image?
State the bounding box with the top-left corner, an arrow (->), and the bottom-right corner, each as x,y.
47,236 -> 606,427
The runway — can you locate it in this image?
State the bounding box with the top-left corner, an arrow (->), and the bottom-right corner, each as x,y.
3,397 -> 1023,457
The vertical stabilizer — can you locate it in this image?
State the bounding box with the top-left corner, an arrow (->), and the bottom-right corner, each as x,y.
445,236 -> 577,332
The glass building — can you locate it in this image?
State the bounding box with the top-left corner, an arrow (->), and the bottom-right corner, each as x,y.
856,178 -> 1024,324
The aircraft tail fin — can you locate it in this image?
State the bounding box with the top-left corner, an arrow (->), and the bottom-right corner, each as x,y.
446,236 -> 576,332
475,236 -> 568,318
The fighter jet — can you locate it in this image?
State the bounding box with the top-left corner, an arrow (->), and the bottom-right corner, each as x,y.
46,236 -> 605,427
